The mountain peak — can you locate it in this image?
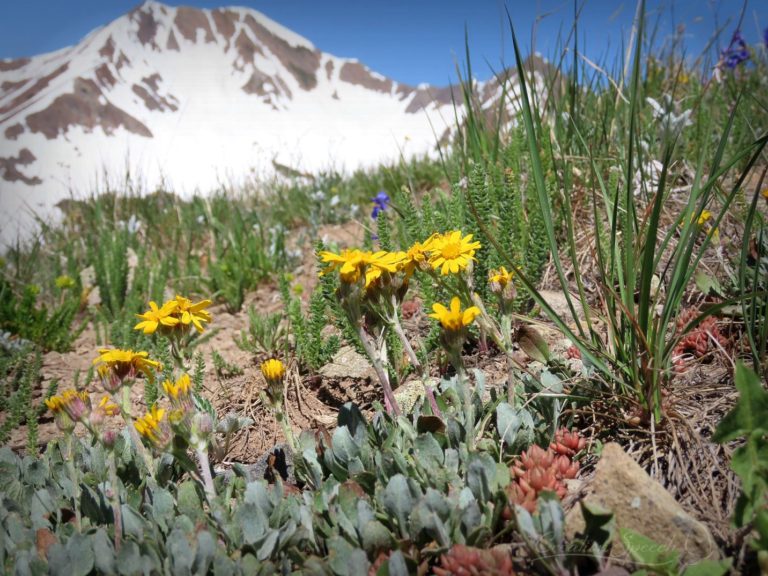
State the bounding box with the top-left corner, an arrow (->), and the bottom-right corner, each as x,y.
0,2 -> 536,246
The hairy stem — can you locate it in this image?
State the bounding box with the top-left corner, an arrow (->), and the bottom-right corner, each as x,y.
195,446 -> 217,503
107,453 -> 122,552
357,325 -> 401,416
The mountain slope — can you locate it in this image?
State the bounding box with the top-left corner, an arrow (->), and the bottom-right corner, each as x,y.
0,1 -> 545,245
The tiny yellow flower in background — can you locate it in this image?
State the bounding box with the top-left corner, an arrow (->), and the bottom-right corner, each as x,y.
93,348 -> 161,383
97,396 -> 120,416
429,297 -> 480,332
134,300 -> 180,334
173,295 -> 212,333
489,266 -> 513,289
55,275 -> 75,290
163,373 -> 191,402
761,188 -> 768,200
89,395 -> 120,428
697,210 -> 713,226
428,231 -> 481,275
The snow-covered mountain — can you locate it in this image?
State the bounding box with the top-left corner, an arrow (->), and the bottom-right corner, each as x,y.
0,1 -> 543,245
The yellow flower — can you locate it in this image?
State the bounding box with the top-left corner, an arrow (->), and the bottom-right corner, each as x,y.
428,231 -> 481,275
134,300 -> 180,334
261,358 -> 286,382
135,405 -> 169,447
488,266 -> 513,288
172,295 -> 212,333
163,373 -> 191,401
319,248 -> 370,283
55,275 -> 75,290
93,348 -> 161,382
261,358 -> 286,407
46,390 -> 90,422
319,249 -> 403,286
761,188 -> 768,200
89,395 -> 120,428
364,251 -> 405,288
44,395 -> 65,413
45,394 -> 77,432
429,297 -> 480,331
697,210 -> 712,226
97,396 -> 120,416
401,240 -> 433,277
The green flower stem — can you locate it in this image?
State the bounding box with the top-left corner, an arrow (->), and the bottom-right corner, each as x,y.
195,446 -> 217,502
107,453 -> 122,552
357,325 -> 401,416
65,433 -> 82,529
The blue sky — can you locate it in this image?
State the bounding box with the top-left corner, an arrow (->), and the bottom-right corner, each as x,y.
0,1 -> 765,86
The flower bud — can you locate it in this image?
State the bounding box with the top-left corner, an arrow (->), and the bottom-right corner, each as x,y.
101,429 -> 117,449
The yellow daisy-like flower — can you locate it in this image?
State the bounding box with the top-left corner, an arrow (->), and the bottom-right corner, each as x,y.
429,297 -> 480,332
260,358 -> 286,383
172,295 -> 213,333
134,300 -> 180,334
319,249 -> 404,286
488,266 -> 513,288
134,405 -> 167,445
364,251 -> 406,288
401,240 -> 434,277
761,188 -> 768,200
93,348 -> 161,381
428,231 -> 481,275
163,373 -> 191,401
319,249 -> 371,283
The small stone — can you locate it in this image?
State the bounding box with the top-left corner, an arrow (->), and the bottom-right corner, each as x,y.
319,345 -> 375,380
394,378 -> 437,414
565,443 -> 718,564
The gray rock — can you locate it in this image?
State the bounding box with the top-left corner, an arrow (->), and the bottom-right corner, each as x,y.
318,345 -> 375,379
566,443 -> 718,566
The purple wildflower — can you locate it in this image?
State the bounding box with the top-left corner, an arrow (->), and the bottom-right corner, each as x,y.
721,29 -> 750,69
371,190 -> 390,219
763,27 -> 768,50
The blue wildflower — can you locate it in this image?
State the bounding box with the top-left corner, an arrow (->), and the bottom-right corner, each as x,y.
763,27 -> 768,49
371,190 -> 390,219
721,29 -> 750,69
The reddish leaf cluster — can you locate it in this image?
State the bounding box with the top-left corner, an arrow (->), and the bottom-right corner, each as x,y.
565,344 -> 581,359
672,309 -> 727,373
504,429 -> 584,515
433,544 -> 515,576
